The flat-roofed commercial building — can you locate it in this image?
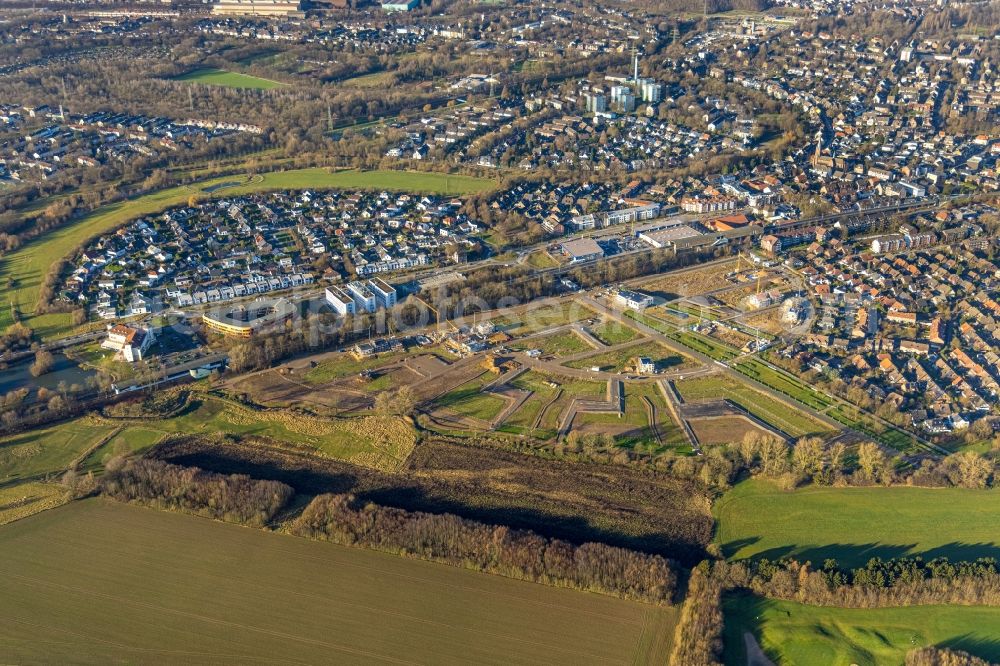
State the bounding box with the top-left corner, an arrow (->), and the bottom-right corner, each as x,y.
639,224 -> 703,249
203,297 -> 295,338
382,0 -> 418,10
561,237 -> 604,264
614,289 -> 654,310
212,0 -> 304,17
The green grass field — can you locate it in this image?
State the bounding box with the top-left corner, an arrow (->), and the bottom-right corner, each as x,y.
587,319 -> 641,346
433,372 -> 508,423
510,330 -> 592,358
564,341 -> 691,373
668,302 -> 723,321
668,330 -> 740,361
497,370 -> 563,437
303,350 -> 410,384
733,358 -> 833,411
340,70 -> 396,88
0,499 -> 677,664
493,302 -> 596,336
80,426 -> 166,471
828,402 -> 921,453
633,383 -> 688,448
173,67 -> 285,89
0,481 -> 69,525
733,358 -> 922,452
0,168 -> 494,339
574,382 -> 686,451
724,593 -> 1000,666
498,371 -> 606,438
135,395 -> 415,471
523,249 -> 560,270
624,311 -> 740,362
0,419 -> 117,484
573,391 -> 654,444
714,479 -> 1000,568
0,300 -> 12,331
6,395 -> 415,474
674,375 -> 830,438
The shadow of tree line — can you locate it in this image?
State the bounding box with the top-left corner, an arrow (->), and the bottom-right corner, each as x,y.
723,538 -> 1000,569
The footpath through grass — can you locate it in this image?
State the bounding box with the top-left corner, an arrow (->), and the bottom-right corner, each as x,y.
674,375 -> 829,438
172,67 -> 285,89
0,499 -> 677,664
714,478 -> 1000,568
724,593 -> 1000,666
733,357 -> 922,453
624,311 -> 739,361
0,418 -> 118,484
564,341 -> 692,373
126,394 -> 417,471
629,309 -> 922,451
1,168 -> 495,339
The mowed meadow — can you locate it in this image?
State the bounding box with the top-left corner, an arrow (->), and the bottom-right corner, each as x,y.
714,479 -> 1000,568
717,479 -> 1000,665
0,499 -> 677,664
724,594 -> 1000,666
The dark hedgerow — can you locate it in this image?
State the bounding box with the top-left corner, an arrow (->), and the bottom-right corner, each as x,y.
291,492 -> 677,605
101,458 -> 293,528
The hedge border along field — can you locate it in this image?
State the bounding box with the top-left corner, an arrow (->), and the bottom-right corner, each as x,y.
723,592 -> 1000,666
1,168 -> 496,340
714,478 -> 1000,569
0,499 -> 678,664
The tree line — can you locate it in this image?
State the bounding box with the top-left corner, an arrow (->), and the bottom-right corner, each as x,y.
225,246 -> 725,375
669,564 -> 724,666
906,647 -> 997,666
708,554 -> 1000,610
652,430 -> 1000,493
291,492 -> 678,605
428,247 -> 721,318
225,312 -> 372,373
100,457 -> 293,528
96,457 -> 680,604
667,556 -> 1000,666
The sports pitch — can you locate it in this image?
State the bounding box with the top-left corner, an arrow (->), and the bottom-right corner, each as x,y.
0,499 -> 677,664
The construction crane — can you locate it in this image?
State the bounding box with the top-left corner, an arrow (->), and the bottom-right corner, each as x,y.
414,296 -> 457,332
735,250 -> 753,274
733,250 -> 760,282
